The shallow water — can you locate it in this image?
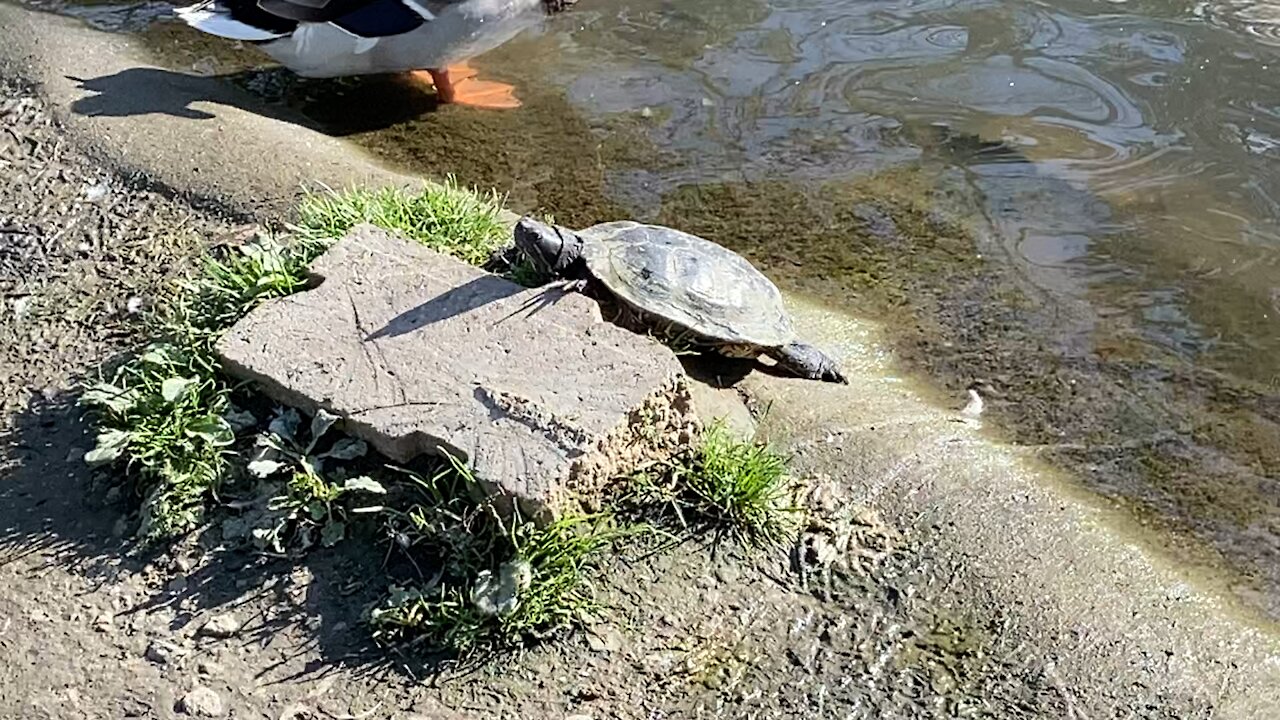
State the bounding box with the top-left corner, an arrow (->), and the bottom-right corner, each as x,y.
13,0 -> 1280,615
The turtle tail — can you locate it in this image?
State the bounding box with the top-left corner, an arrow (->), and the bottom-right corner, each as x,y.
766,342 -> 847,384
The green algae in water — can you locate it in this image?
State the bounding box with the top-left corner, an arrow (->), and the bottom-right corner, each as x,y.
652,164 -> 1280,616
657,167 -> 980,316
352,83 -> 678,228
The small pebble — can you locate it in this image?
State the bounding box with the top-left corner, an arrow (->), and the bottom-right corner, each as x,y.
715,564 -> 742,584
198,613 -> 241,639
83,181 -> 110,202
126,296 -> 145,314
179,686 -> 225,718
144,640 -> 182,665
639,106 -> 653,118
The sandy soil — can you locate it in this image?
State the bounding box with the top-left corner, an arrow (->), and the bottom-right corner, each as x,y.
0,67 -> 1239,717
0,70 -> 1050,720
1,20 -> 1277,719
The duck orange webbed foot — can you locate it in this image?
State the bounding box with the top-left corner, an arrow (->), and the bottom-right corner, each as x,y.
406,61 -> 522,110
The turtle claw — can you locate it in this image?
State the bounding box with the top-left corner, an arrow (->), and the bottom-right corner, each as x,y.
498,280 -> 587,323
551,278 -> 591,293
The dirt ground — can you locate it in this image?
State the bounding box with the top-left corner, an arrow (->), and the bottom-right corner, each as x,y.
2,62 -> 1251,719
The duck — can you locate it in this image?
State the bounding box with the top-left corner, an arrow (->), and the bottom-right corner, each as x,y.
173,0 -> 575,109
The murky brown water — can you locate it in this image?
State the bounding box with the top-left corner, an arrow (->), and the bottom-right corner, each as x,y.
12,0 -> 1280,616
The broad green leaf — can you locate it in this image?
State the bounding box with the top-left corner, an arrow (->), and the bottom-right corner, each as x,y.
82,383 -> 140,414
186,416 -> 234,446
139,344 -> 178,367
247,459 -> 286,478
268,408 -> 301,444
307,409 -> 340,451
161,377 -> 196,403
306,501 -> 327,521
85,429 -> 130,465
343,476 -> 386,495
320,520 -> 346,548
321,437 -> 367,461
222,407 -> 259,433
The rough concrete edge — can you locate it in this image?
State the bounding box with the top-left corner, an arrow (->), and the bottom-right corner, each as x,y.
4,7 -> 1277,713
566,374 -> 700,512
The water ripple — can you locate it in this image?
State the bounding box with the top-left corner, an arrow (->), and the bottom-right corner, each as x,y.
1203,1 -> 1280,46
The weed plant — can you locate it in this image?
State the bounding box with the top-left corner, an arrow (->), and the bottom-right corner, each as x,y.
81,181 -> 509,540
80,182 -> 802,662
628,422 -> 798,547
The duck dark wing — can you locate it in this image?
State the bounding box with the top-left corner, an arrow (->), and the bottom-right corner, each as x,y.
251,0 -> 455,37
255,0 -> 392,23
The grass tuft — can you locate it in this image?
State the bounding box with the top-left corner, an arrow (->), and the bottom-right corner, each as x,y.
81,180 -> 511,542
370,460 -> 634,656
81,236 -> 328,540
80,179 -> 802,665
293,177 -> 509,266
631,422 -> 797,546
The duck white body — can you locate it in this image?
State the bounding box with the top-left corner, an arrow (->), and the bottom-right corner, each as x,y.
177,0 -> 543,77
174,0 -> 564,106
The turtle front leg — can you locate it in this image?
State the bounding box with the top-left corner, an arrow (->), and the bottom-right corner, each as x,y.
766,342 -> 848,384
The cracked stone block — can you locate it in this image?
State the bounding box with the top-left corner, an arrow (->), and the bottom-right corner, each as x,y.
216,224 -> 696,519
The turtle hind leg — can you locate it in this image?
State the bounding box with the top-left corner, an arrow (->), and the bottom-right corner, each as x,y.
766,342 -> 848,384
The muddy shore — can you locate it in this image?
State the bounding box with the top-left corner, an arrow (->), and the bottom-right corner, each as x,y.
2,4 -> 1280,719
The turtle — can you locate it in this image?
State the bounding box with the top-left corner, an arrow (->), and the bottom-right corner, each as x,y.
511,216 -> 848,384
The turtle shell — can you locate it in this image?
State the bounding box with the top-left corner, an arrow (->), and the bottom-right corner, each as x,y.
578,221 -> 795,348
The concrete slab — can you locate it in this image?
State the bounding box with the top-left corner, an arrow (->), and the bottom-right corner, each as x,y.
215,225 -> 694,519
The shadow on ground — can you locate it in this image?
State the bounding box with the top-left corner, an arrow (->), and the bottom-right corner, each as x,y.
67,66 -> 443,137
0,383 -> 439,686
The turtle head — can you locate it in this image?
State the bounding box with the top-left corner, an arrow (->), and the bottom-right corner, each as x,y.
513,216 -> 584,278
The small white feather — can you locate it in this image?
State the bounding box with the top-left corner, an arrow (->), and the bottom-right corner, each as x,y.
961,388 -> 984,417
174,4 -> 290,42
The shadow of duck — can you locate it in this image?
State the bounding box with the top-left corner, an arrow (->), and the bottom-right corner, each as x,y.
68,66 -> 442,136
